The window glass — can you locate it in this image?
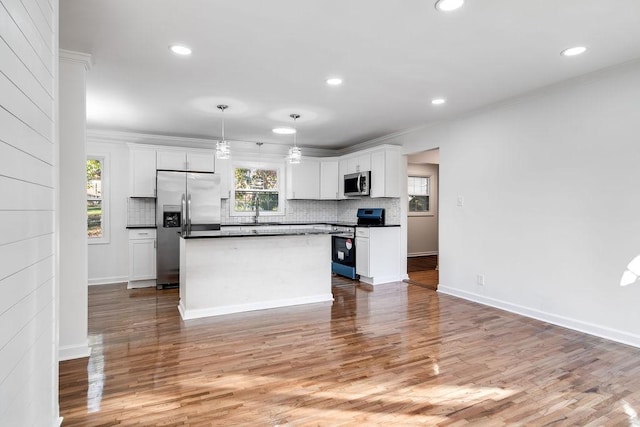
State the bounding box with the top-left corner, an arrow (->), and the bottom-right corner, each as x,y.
233,167 -> 280,213
87,158 -> 103,237
408,176 -> 431,213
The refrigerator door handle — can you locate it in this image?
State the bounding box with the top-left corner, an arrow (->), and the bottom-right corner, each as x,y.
181,193 -> 187,236
187,193 -> 192,235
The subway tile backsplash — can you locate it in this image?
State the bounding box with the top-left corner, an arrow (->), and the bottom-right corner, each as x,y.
127,196 -> 400,227
127,198 -> 156,226
220,197 -> 400,225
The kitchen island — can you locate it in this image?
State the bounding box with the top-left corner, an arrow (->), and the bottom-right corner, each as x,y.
178,228 -> 335,320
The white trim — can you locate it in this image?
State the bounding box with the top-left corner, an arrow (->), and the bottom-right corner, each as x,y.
88,276 -> 128,286
58,344 -> 92,361
408,251 -> 438,257
88,129 -> 335,157
358,275 -> 405,286
59,49 -> 93,70
438,286 -> 640,349
56,417 -> 63,427
178,294 -> 334,320
127,279 -> 156,289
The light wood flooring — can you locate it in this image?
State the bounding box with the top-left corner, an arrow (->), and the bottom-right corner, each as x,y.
60,277 -> 640,426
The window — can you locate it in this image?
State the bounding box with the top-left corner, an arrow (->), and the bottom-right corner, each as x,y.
230,162 -> 284,216
87,156 -> 109,243
408,176 -> 431,214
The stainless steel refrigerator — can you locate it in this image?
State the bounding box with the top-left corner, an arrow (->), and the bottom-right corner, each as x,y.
156,171 -> 221,288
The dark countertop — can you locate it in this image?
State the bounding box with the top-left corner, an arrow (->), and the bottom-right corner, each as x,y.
219,222 -> 400,228
182,228 -> 341,239
126,225 -> 157,229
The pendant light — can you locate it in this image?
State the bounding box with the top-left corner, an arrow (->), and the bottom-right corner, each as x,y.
288,113 -> 302,164
216,104 -> 231,159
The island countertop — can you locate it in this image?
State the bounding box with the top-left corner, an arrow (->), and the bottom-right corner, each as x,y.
182,228 -> 341,239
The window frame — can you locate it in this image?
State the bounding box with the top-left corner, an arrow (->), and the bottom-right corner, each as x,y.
408,175 -> 432,217
87,154 -> 110,244
229,160 -> 285,217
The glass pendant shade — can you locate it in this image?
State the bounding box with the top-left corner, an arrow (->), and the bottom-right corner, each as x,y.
216,104 -> 230,159
216,140 -> 230,159
288,145 -> 302,164
287,113 -> 302,164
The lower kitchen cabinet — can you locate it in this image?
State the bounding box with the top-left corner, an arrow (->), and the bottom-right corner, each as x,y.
355,227 -> 401,285
128,229 -> 157,288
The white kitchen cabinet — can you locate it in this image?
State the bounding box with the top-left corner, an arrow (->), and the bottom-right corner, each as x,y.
370,147 -> 401,198
129,148 -> 157,197
355,226 -> 401,285
187,151 -> 215,172
215,157 -> 232,199
286,158 -> 320,199
156,149 -> 215,172
346,154 -> 371,174
128,229 -> 157,288
320,159 -> 339,200
338,158 -> 349,199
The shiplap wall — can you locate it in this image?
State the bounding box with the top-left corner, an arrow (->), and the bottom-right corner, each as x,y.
0,0 -> 59,424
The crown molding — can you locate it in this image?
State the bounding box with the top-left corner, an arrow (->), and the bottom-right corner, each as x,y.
86,129 -> 336,157
59,49 -> 93,71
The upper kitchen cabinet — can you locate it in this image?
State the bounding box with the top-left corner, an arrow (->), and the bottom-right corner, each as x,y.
286,158 -> 320,199
345,154 -> 371,174
370,146 -> 401,198
320,159 -> 339,200
215,157 -> 231,199
129,148 -> 157,197
156,149 -> 215,172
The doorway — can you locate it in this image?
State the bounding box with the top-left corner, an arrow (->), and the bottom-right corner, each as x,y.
405,148 -> 439,290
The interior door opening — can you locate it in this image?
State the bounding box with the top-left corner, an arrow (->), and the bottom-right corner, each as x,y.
405,148 -> 439,290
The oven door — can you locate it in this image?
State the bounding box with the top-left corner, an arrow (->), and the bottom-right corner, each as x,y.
332,235 -> 356,267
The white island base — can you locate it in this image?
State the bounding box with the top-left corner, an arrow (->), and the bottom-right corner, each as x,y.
178,233 -> 333,320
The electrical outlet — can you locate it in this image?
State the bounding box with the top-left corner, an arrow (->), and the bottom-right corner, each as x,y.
477,274 -> 485,286
457,196 -> 464,207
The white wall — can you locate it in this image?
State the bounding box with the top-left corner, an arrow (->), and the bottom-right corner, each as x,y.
59,51 -> 92,361
87,140 -> 130,284
0,0 -> 60,424
396,59 -> 640,347
407,163 -> 438,256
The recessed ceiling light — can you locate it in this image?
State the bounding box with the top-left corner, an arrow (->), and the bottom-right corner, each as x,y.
272,127 -> 296,135
326,78 -> 343,86
561,46 -> 587,57
435,0 -> 464,12
169,44 -> 192,56
431,98 -> 446,105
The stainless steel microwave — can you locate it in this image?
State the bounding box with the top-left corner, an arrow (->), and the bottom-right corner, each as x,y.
344,171 -> 371,196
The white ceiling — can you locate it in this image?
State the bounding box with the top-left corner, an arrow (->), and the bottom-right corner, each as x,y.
59,0 -> 640,151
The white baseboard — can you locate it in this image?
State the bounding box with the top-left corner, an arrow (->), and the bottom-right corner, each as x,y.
178,294 -> 334,320
88,276 -> 128,286
56,417 -> 63,427
408,251 -> 438,257
359,274 -> 405,286
59,343 -> 91,361
438,285 -> 640,349
127,279 -> 156,289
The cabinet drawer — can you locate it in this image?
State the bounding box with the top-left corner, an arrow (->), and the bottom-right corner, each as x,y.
355,228 -> 370,238
128,229 -> 157,240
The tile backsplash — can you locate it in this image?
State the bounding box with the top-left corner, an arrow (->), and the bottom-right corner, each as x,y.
127,198 -> 155,226
220,197 -> 400,225
128,196 -> 400,227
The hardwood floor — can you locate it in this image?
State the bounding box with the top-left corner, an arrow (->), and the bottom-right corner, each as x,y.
60,277 -> 640,426
406,255 -> 439,290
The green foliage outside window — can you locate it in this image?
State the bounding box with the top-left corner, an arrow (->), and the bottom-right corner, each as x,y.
87,159 -> 103,237
234,168 -> 279,212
